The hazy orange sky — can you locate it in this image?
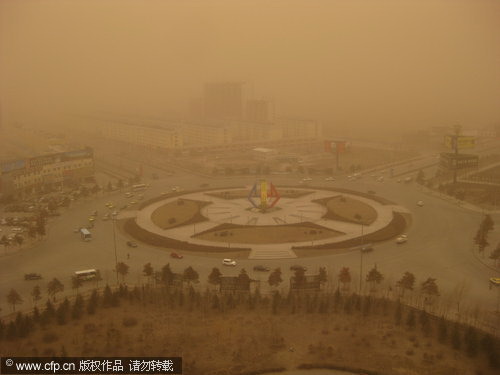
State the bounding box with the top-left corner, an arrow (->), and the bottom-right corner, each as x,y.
1,0 -> 499,131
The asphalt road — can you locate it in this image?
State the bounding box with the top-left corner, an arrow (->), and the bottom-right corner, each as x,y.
1,166 -> 499,322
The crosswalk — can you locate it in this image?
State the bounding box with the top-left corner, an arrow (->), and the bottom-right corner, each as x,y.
248,248 -> 297,259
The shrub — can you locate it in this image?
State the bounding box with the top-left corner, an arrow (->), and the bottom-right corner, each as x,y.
123,317 -> 138,327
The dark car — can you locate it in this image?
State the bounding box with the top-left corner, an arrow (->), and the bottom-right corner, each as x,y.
24,273 -> 42,280
126,241 -> 138,248
290,265 -> 307,272
170,252 -> 183,259
253,265 -> 270,272
360,245 -> 374,253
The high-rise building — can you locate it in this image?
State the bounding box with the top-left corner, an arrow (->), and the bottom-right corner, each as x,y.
246,99 -> 271,123
204,82 -> 243,120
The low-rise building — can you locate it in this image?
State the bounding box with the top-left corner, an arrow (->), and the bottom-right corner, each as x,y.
0,148 -> 95,198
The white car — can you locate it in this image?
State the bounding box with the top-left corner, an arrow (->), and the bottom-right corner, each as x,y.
396,235 -> 408,244
222,258 -> 237,266
417,200 -> 424,207
303,177 -> 312,182
377,176 -> 384,182
325,177 -> 335,181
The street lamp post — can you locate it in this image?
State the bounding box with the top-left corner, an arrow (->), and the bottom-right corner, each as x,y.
112,217 -> 119,285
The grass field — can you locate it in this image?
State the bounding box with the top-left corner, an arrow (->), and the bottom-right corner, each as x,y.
195,222 -> 343,244
150,198 -> 210,229
315,196 -> 377,225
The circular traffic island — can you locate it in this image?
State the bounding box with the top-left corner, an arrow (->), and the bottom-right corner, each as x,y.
123,183 -> 411,259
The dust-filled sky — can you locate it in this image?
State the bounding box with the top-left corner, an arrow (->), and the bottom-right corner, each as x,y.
1,0 -> 499,131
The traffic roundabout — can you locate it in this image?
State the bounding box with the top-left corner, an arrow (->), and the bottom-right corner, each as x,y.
122,181 -> 411,259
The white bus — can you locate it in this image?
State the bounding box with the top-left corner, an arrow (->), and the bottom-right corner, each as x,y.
80,228 -> 92,241
74,269 -> 99,281
132,183 -> 148,191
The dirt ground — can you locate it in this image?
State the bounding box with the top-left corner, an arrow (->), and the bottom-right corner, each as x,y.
1,294 -> 495,375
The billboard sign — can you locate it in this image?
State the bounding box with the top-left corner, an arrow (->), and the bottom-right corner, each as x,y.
324,140 -> 347,153
444,135 -> 476,150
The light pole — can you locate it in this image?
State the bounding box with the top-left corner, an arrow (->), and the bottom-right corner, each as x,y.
358,219 -> 364,294
112,217 -> 119,285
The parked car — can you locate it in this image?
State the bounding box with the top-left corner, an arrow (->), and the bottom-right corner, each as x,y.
170,252 -> 183,259
222,258 -> 237,266
303,177 -> 312,182
325,177 -> 335,181
417,200 -> 424,207
126,241 -> 138,248
253,265 -> 270,272
290,265 -> 307,271
24,273 -> 42,280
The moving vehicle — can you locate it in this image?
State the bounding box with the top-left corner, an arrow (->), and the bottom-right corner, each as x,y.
125,192 -> 134,198
360,244 -> 374,253
253,265 -> 270,272
171,186 -> 180,192
290,265 -> 307,271
126,241 -> 138,248
74,269 -> 99,281
222,258 -> 237,266
489,277 -> 500,287
80,228 -> 92,241
303,177 -> 312,182
24,273 -> 42,280
132,183 -> 148,192
417,200 -> 424,207
325,177 -> 335,181
396,234 -> 408,244
170,252 -> 183,259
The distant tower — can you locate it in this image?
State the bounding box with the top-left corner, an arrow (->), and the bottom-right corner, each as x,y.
203,82 -> 244,120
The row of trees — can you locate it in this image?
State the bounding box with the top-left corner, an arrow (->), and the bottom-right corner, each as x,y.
5,263 -> 441,313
